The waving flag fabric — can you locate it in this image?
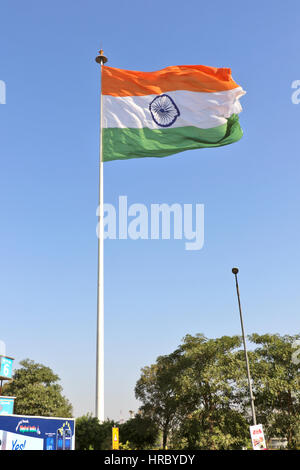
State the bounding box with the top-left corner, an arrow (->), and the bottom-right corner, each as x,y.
101,64 -> 245,162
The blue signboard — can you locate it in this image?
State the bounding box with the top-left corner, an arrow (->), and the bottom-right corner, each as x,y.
0,356 -> 14,380
0,415 -> 75,450
0,397 -> 15,415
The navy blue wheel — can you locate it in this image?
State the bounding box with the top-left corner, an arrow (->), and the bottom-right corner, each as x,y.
149,94 -> 180,127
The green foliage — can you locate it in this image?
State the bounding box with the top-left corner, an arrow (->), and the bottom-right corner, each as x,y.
248,333 -> 300,449
135,333 -> 300,450
75,414 -> 159,450
170,408 -> 250,450
119,414 -> 159,449
98,419 -> 119,450
119,441 -> 132,450
75,414 -> 101,450
3,359 -> 72,417
75,415 -> 116,450
135,347 -> 188,448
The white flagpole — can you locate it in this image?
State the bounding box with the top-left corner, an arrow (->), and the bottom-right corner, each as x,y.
95,49 -> 107,422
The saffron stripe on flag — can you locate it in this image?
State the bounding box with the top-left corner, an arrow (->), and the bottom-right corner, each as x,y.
102,65 -> 241,97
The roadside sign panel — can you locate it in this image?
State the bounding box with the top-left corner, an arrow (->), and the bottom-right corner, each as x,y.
0,397 -> 15,415
0,415 -> 75,450
112,427 -> 119,450
0,356 -> 14,380
250,424 -> 267,450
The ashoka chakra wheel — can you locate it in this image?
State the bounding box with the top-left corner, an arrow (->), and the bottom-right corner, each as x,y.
149,94 -> 180,127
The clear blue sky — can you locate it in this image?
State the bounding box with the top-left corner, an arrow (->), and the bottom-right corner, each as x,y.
1,1 -> 300,421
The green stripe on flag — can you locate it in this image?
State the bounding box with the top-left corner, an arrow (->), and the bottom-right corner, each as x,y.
102,114 -> 243,162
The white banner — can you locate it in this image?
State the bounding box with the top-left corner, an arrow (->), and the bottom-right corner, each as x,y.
250,424 -> 267,450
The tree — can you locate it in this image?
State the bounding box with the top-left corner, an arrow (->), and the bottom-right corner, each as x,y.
248,333 -> 300,449
135,347 -> 189,449
135,334 -> 252,449
171,408 -> 251,450
119,413 -> 159,449
169,334 -> 250,449
75,414 -> 101,450
3,359 -> 73,417
75,415 -> 116,450
135,332 -> 300,450
97,419 -> 119,450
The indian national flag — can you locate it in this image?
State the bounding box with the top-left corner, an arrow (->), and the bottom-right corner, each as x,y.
102,64 -> 246,162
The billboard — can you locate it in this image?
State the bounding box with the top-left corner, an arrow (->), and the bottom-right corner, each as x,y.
0,415 -> 75,450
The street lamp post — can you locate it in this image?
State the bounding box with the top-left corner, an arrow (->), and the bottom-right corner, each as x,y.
232,267 -> 257,426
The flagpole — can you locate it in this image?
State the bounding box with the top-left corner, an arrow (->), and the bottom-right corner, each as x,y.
95,48 -> 107,422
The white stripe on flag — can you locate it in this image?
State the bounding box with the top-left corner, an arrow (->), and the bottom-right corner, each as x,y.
103,87 -> 245,130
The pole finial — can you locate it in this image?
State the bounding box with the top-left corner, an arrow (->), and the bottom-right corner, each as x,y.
96,48 -> 108,65
232,267 -> 239,275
